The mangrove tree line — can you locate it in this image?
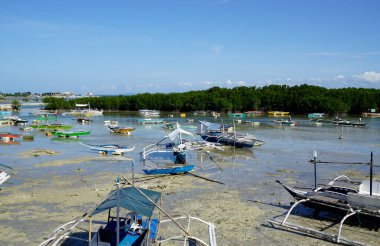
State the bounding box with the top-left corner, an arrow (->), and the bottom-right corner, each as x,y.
43,84 -> 380,114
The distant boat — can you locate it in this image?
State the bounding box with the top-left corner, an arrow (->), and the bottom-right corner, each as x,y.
228,112 -> 247,118
71,103 -> 103,116
308,113 -> 324,118
139,109 -> 160,117
0,132 -> 22,142
268,111 -> 289,116
137,118 -> 164,124
76,118 -> 91,124
333,118 -> 366,127
109,126 -> 135,135
52,130 -> 91,138
273,119 -> 296,126
80,142 -> 135,155
30,123 -> 72,130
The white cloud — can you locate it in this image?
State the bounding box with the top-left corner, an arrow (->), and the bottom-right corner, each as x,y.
225,80 -> 233,85
202,80 -> 215,85
334,75 -> 345,80
236,80 -> 248,86
352,71 -> 380,82
179,82 -> 192,87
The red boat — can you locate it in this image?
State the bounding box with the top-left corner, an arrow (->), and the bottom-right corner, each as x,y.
0,133 -> 22,142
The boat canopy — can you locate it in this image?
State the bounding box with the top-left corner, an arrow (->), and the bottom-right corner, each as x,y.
90,187 -> 161,217
166,128 -> 193,141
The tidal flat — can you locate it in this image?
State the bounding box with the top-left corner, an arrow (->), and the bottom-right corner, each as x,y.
1,113 -> 380,245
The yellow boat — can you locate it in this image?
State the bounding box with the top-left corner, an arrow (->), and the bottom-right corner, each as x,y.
267,111 -> 290,116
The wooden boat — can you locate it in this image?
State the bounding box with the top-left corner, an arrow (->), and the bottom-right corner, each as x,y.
308,113 -> 324,118
198,121 -> 265,148
30,123 -> 72,130
137,118 -> 164,124
0,132 -> 22,142
228,112 -> 247,118
40,176 -> 217,246
268,111 -> 289,116
109,126 -> 135,135
141,127 -> 193,165
76,117 -> 91,124
143,164 -> 195,175
80,142 -> 135,155
52,130 -> 91,138
0,170 -> 10,185
332,117 -> 366,127
269,152 -> 380,246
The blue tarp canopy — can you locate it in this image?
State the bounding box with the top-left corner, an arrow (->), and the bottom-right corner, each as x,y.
90,187 -> 161,218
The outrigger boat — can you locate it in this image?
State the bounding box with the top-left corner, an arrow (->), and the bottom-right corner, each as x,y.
109,126 -> 136,135
52,130 -> 91,138
143,164 -> 195,175
80,142 -> 135,155
198,121 -> 265,148
0,132 -> 22,142
269,151 -> 380,246
30,123 -> 73,131
39,175 -> 217,246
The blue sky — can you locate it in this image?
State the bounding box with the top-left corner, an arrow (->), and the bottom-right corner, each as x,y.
1,0 -> 380,94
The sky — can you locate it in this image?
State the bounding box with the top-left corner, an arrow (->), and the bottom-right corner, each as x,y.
1,0 -> 380,95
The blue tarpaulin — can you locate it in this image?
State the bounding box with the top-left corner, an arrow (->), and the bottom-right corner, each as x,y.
91,187 -> 161,217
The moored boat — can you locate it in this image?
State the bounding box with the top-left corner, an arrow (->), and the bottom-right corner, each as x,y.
109,126 -> 136,135
0,132 -> 22,142
80,142 -> 135,155
143,164 -> 195,175
268,111 -> 290,116
137,118 -> 164,124
52,130 -> 91,138
308,113 -> 325,118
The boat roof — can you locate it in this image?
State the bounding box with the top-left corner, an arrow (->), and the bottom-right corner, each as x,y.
90,187 -> 161,217
166,128 -> 193,141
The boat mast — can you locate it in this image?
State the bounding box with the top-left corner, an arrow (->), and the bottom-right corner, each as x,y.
313,150 -> 317,190
370,151 -> 373,196
116,176 -> 120,246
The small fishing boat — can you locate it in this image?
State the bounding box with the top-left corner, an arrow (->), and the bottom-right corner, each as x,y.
80,142 -> 135,155
104,120 -> 119,127
269,152 -> 380,246
0,132 -> 22,142
198,121 -> 265,148
308,113 -> 325,118
268,111 -> 289,116
228,112 -> 247,118
273,119 -> 295,126
0,171 -> 10,185
137,118 -> 164,124
76,117 -> 91,124
40,176 -> 217,246
143,164 -> 195,175
334,120 -> 366,127
52,130 -> 91,138
139,109 -> 160,117
109,126 -> 136,135
30,123 -> 73,130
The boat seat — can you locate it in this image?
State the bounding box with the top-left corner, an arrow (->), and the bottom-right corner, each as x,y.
359,180 -> 380,196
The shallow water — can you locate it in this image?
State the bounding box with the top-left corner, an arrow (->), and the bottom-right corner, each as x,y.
1,110 -> 380,245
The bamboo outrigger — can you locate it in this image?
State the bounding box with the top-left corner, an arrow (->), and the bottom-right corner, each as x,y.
268,152 -> 380,246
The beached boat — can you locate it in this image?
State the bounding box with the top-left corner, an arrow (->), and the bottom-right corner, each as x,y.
269,152 -> 380,246
198,121 -> 265,148
52,130 -> 91,138
80,142 -> 135,155
141,127 -> 193,164
0,171 -> 10,185
40,176 -> 217,246
137,118 -> 164,124
109,126 -> 136,135
143,164 -> 195,175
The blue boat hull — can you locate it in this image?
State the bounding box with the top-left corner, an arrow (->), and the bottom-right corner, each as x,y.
143,164 -> 195,175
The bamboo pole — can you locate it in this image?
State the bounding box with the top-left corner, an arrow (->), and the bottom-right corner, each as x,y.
88,216 -> 92,245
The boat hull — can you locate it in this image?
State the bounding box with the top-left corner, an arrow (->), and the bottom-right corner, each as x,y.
143,164 -> 195,175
